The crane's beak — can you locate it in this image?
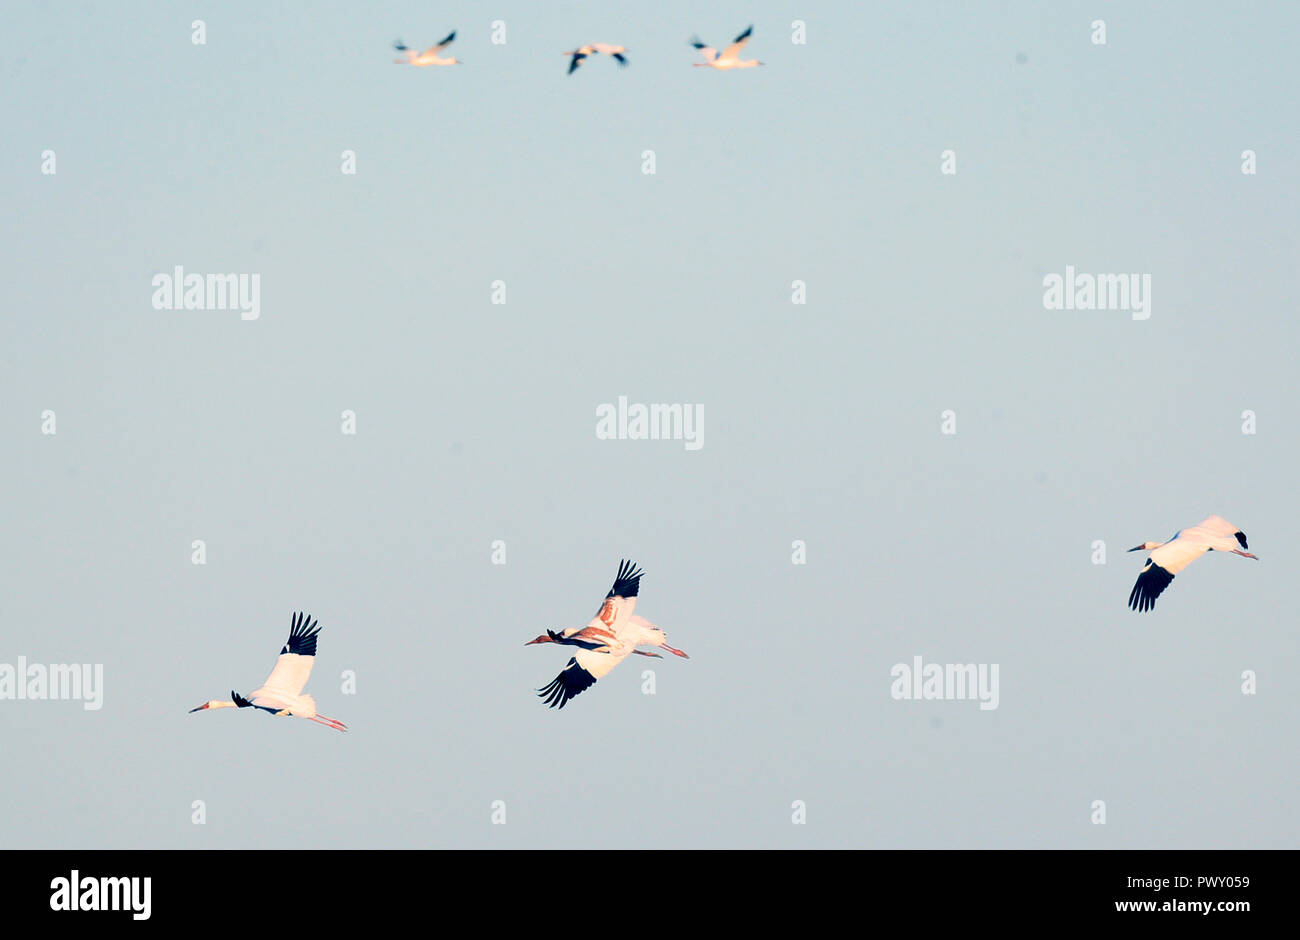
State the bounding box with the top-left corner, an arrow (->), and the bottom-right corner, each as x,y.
1127,545 -> 1144,552
525,635 -> 553,646
189,703 -> 210,713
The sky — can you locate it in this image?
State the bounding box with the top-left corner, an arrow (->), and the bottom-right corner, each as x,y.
0,1 -> 1296,849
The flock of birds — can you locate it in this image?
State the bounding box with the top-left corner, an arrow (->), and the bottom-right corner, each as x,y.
371,28 -> 1265,724
391,24 -> 764,73
198,21 -> 1258,717
190,514 -> 1257,731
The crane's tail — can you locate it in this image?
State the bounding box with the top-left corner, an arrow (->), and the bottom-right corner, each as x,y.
310,714 -> 348,732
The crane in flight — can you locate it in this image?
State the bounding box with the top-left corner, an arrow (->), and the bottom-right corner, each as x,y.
690,25 -> 764,70
189,612 -> 348,731
393,31 -> 460,67
1127,515 -> 1257,612
526,560 -> 688,708
564,43 -> 629,75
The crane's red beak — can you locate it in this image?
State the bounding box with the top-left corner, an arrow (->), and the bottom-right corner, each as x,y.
189,703 -> 210,713
525,635 -> 553,646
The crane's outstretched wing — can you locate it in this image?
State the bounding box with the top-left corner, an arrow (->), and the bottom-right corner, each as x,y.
537,645 -> 634,709
1128,560 -> 1175,612
591,44 -> 628,64
568,51 -> 587,74
719,25 -> 753,62
1190,515 -> 1248,548
252,611 -> 320,698
1128,537 -> 1210,611
586,559 -> 642,635
538,658 -> 595,708
423,30 -> 456,56
690,37 -> 718,62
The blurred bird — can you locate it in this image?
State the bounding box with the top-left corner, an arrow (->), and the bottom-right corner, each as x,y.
394,31 -> 460,67
565,42 -> 629,74
691,25 -> 763,69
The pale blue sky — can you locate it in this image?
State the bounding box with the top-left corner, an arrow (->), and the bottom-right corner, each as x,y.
1,1 -> 1296,848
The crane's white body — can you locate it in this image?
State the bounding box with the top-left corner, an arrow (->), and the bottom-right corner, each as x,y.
248,648 -> 318,716
1128,515 -> 1257,612
566,615 -> 667,678
692,25 -> 763,69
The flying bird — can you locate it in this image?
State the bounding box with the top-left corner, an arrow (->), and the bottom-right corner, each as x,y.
189,612 -> 348,731
393,31 -> 460,66
690,25 -> 764,69
1127,515 -> 1258,612
526,560 -> 688,709
564,43 -> 628,74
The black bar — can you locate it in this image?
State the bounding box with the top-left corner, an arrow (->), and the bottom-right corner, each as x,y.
1,850 -> 1285,926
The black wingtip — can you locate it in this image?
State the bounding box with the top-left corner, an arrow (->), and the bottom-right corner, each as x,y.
283,612 -> 322,656
607,558 -> 645,598
1128,562 -> 1174,612
537,658 -> 598,709
1235,531 -> 1248,550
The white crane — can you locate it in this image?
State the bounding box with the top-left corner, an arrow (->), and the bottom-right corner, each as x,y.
526,560 -> 688,708
189,612 -> 348,731
1127,515 -> 1258,612
393,31 -> 460,67
690,25 -> 764,70
564,43 -> 629,75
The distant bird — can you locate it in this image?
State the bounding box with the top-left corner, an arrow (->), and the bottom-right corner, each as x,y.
1127,515 -> 1258,612
190,612 -> 348,731
526,560 -> 688,708
690,25 -> 763,69
564,43 -> 628,75
393,31 -> 460,67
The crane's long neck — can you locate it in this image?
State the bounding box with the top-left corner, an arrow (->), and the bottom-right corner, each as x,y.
190,699 -> 237,713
